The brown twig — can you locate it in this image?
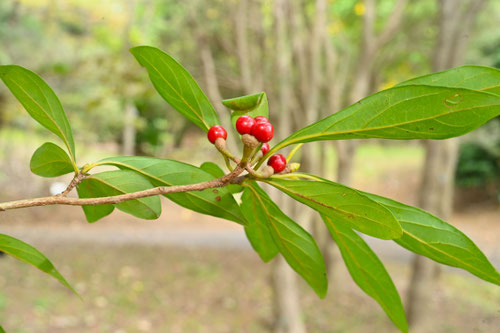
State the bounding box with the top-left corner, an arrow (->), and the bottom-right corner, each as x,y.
0,164 -> 246,212
59,170 -> 86,197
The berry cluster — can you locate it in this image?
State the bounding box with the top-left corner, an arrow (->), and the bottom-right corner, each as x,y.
207,115 -> 288,174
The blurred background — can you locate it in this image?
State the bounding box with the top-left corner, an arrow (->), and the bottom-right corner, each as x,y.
0,0 -> 499,332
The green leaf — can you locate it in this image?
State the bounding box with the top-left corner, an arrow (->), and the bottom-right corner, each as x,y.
0,234 -> 78,295
0,65 -> 76,164
266,177 -> 402,240
76,179 -> 115,223
322,215 -> 408,332
362,192 -> 500,285
244,182 -> 327,297
100,156 -> 247,225
30,142 -> 75,178
199,161 -> 225,177
240,185 -> 279,262
270,85 -> 500,154
199,161 -> 243,194
397,65 -> 500,96
0,324 -> 4,333
130,46 -> 220,132
77,170 -> 161,222
222,92 -> 269,130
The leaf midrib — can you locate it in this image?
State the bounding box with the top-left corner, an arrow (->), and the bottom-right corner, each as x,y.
268,181 -> 397,234
6,74 -> 76,164
135,52 -> 210,131
248,185 -> 321,283
102,160 -> 243,221
397,231 -> 500,283
324,217 -> 407,331
90,176 -> 158,216
272,91 -> 500,152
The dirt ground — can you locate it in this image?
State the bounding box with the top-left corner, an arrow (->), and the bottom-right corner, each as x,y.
0,139 -> 499,332
0,188 -> 499,333
1,243 -> 499,333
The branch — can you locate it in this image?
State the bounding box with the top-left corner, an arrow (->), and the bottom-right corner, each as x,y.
59,170 -> 86,197
374,0 -> 409,50
0,164 -> 246,212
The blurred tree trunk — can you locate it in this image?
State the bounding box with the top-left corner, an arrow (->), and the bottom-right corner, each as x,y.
406,0 -> 486,331
316,21 -> 352,280
235,0 -> 254,94
121,0 -> 137,155
272,195 -> 307,333
122,102 -> 138,155
0,93 -> 5,128
198,34 -> 237,152
302,0 -> 343,281
338,0 -> 408,186
270,1 -> 306,332
191,4 -> 238,154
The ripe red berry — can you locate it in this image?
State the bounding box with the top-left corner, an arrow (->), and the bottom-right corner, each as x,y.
207,125 -> 227,144
254,116 -> 269,124
268,154 -> 287,173
235,115 -> 256,135
261,143 -> 270,155
251,122 -> 274,142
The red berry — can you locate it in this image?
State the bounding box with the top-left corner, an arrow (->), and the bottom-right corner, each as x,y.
251,122 -> 274,142
261,143 -> 270,155
254,116 -> 269,124
207,125 -> 227,144
235,115 -> 256,135
268,154 -> 287,173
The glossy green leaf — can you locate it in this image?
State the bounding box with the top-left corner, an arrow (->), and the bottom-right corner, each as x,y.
222,92 -> 269,130
199,161 -> 243,194
0,65 -> 76,164
100,156 -> 247,225
323,216 -> 408,332
266,177 -> 402,240
270,85 -> 500,154
199,161 -> 225,178
244,182 -> 327,297
397,65 -> 500,95
0,234 -> 77,295
30,142 -> 75,178
130,46 -> 220,132
362,192 -> 500,285
76,178 -> 115,223
77,170 -> 161,222
240,185 -> 279,262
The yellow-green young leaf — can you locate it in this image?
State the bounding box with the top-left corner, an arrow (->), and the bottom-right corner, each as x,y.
199,162 -> 243,194
77,170 -> 161,222
322,216 -> 408,333
269,85 -> 500,154
130,46 -> 220,132
0,234 -> 78,295
0,65 -> 76,164
397,65 -> 500,96
266,177 -> 402,240
222,92 -> 269,130
240,185 -> 279,262
100,156 -> 246,225
244,182 -> 327,297
362,192 -> 500,286
30,142 -> 74,178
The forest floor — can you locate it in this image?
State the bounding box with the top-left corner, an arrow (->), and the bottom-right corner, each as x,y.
0,135 -> 499,332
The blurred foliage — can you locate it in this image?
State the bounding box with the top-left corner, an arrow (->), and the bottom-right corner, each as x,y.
0,0 -> 499,159
456,118 -> 500,190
